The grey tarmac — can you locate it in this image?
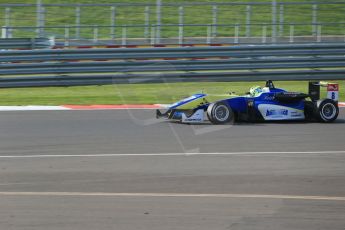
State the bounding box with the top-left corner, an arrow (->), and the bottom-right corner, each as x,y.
0,109 -> 344,230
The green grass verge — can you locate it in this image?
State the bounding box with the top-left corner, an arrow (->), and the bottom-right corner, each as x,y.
0,81 -> 343,106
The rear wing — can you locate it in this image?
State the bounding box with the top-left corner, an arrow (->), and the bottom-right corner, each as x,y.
308,81 -> 339,102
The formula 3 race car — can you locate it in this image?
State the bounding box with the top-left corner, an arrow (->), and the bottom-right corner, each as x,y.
156,80 -> 339,124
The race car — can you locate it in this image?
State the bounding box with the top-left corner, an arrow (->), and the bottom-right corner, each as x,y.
156,80 -> 339,124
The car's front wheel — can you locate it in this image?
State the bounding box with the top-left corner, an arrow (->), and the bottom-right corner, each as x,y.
207,102 -> 234,124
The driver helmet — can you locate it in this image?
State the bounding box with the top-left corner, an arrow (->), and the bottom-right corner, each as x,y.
249,86 -> 263,97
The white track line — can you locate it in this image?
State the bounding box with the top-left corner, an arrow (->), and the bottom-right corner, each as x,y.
0,192 -> 343,201
0,151 -> 345,158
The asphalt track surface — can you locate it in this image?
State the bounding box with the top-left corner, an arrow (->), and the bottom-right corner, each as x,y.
0,109 -> 345,230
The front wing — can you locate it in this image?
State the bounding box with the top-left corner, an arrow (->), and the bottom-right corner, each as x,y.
156,109 -> 205,123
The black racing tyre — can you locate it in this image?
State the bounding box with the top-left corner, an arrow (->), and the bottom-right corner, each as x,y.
207,102 -> 234,124
304,101 -> 316,121
316,99 -> 339,123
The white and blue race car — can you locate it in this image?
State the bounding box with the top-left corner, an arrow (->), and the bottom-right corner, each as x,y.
156,80 -> 339,124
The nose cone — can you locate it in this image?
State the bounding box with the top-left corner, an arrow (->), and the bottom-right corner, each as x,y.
170,94 -> 206,110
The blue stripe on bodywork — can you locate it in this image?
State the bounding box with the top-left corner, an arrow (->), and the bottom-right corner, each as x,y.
169,94 -> 206,109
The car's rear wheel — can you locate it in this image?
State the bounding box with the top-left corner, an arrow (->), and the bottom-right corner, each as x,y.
207,102 -> 234,124
316,99 -> 339,123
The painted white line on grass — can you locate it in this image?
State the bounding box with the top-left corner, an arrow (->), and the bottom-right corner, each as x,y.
0,106 -> 70,111
155,104 -> 171,108
0,106 -> 159,111
0,151 -> 345,159
0,191 -> 344,201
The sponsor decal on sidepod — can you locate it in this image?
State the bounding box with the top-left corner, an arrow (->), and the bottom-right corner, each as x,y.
258,104 -> 304,120
266,109 -> 288,117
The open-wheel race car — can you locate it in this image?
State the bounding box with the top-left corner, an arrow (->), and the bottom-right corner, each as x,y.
156,80 -> 340,124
